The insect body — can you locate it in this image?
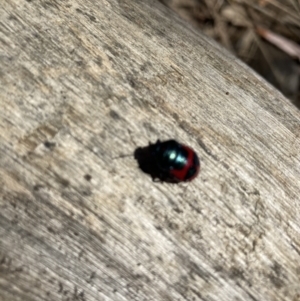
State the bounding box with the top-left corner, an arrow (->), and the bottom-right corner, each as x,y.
149,139 -> 200,182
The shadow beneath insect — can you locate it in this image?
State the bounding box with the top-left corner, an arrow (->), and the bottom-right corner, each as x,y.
134,145 -> 178,184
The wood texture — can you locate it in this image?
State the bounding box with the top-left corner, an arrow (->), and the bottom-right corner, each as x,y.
1,0 -> 300,300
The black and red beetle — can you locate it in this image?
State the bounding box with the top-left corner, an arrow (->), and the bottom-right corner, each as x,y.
134,139 -> 200,183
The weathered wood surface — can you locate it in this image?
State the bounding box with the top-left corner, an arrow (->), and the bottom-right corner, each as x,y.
1,0 -> 300,300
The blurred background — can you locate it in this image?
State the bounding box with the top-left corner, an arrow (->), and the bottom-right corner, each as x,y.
159,0 -> 300,108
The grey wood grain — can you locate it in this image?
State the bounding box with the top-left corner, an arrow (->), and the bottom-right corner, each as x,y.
1,0 -> 300,300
